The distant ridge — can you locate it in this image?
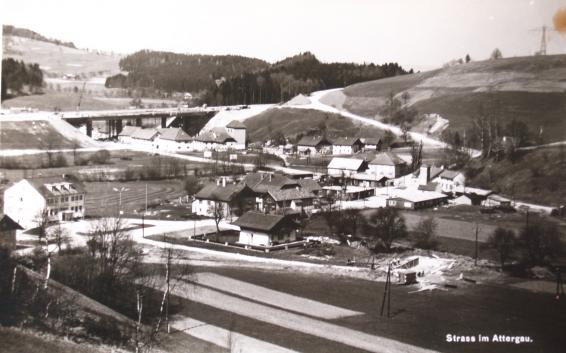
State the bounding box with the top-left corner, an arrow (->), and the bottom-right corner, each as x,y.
3,24 -> 76,48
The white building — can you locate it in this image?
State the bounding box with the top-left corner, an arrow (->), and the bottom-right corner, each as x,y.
154,128 -> 193,152
331,137 -> 363,155
117,125 -> 140,144
233,211 -> 297,247
368,152 -> 406,179
192,127 -> 238,151
433,170 -> 466,194
327,158 -> 368,178
3,177 -> 86,229
224,120 -> 247,150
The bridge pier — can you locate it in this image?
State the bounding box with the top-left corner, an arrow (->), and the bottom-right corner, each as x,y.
161,116 -> 167,128
86,121 -> 93,137
136,118 -> 142,127
116,119 -> 123,136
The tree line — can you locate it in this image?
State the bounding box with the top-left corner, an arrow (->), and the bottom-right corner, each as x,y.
1,58 -> 44,100
105,50 -> 411,105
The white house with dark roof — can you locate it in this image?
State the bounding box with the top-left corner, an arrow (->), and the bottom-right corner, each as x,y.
225,120 -> 247,150
154,128 -> 193,152
297,136 -> 332,155
191,180 -> 255,219
193,127 -> 238,151
3,177 -> 86,229
368,152 -> 406,179
433,170 -> 466,193
118,125 -> 140,144
131,128 -> 159,148
361,137 -> 382,152
327,158 -> 368,177
233,211 -> 298,247
264,188 -> 316,214
331,137 -> 363,155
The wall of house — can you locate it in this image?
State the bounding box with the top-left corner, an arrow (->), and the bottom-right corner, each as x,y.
238,229 -> 271,246
332,145 -> 352,155
3,180 -> 46,229
368,164 -> 399,179
155,138 -> 193,153
226,127 -> 246,148
45,193 -> 85,221
192,199 -> 230,218
0,229 -> 17,251
298,146 -> 317,155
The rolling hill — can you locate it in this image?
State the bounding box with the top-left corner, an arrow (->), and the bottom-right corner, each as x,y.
339,54 -> 566,144
243,107 -> 386,143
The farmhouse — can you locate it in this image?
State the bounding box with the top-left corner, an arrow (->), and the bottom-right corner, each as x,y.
434,170 -> 466,194
327,158 -> 368,178
0,213 -> 23,251
191,180 -> 255,220
264,189 -> 316,214
233,211 -> 298,247
368,152 -> 406,179
3,177 -> 86,229
193,127 -> 237,151
387,189 -> 448,210
117,125 -> 139,144
361,137 -> 382,152
297,136 -> 332,155
225,120 -> 247,150
131,128 -> 159,147
154,128 -> 193,152
331,137 -> 363,155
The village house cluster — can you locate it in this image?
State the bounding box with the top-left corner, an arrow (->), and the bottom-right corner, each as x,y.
117,120 -> 247,152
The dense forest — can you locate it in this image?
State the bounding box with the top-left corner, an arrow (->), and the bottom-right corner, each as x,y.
2,25 -> 76,48
1,58 -> 44,100
106,50 -> 411,105
105,50 -> 269,93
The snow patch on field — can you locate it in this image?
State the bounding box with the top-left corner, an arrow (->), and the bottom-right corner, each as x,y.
201,104 -> 273,131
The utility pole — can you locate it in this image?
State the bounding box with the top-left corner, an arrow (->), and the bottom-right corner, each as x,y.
556,267 -> 564,300
380,263 -> 392,318
474,223 -> 479,266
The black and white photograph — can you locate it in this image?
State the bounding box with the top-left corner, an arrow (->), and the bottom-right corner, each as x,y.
1,0 -> 566,352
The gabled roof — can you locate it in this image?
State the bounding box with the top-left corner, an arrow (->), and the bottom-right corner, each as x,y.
232,211 -> 286,232
268,188 -> 315,202
194,183 -> 249,202
331,137 -> 362,146
195,128 -> 236,143
119,125 -> 140,137
362,137 -> 381,145
327,158 -> 366,171
131,128 -> 158,140
390,189 -> 447,203
158,128 -> 192,142
226,120 -> 246,129
439,170 -> 464,180
243,173 -> 299,193
297,135 -> 330,147
369,152 -> 405,166
26,177 -> 86,198
0,214 -> 23,231
297,179 -> 322,192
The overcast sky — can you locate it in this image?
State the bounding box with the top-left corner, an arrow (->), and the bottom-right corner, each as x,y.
2,0 -> 565,71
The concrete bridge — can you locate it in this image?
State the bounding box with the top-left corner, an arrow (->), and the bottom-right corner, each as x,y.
58,106 -> 225,137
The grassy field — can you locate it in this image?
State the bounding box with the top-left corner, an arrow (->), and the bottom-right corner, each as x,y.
1,92 -> 126,111
83,179 -> 187,216
244,107 -> 386,142
342,54 -> 566,144
175,266 -> 566,353
3,35 -> 121,76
